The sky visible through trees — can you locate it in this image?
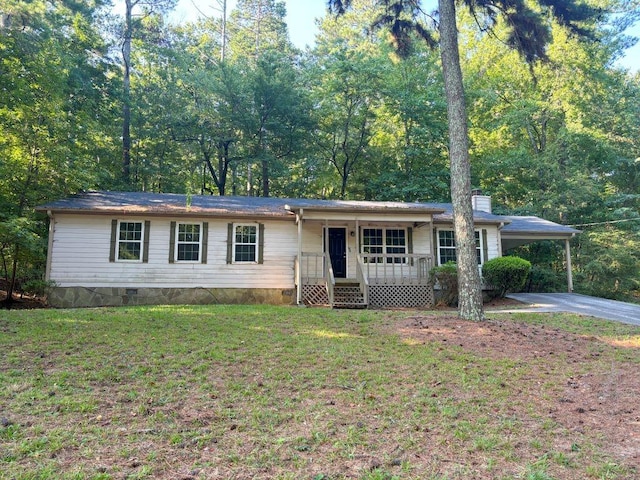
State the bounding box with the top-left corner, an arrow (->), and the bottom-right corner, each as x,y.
168,0 -> 640,71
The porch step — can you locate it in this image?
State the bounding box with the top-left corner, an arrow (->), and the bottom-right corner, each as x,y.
333,283 -> 367,309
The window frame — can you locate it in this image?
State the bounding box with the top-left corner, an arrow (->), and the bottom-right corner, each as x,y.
116,220 -> 145,262
437,229 -> 483,266
361,227 -> 407,264
174,222 -> 202,263
232,223 -> 259,264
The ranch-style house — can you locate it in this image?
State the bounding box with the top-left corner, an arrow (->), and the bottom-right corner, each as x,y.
36,191 -> 579,308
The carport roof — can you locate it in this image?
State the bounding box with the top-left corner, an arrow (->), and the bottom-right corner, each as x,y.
501,216 -> 580,237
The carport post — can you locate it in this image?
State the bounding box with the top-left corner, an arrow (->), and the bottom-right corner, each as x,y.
565,238 -> 573,293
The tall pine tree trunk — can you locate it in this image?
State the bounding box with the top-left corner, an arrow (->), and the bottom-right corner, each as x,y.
122,0 -> 133,186
438,0 -> 484,321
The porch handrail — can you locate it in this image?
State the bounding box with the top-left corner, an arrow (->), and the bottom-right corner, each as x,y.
359,254 -> 433,285
417,256 -> 431,281
356,255 -> 369,305
300,252 -> 324,283
324,252 -> 335,306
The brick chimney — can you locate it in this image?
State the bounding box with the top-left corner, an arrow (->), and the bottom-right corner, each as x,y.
471,189 -> 491,213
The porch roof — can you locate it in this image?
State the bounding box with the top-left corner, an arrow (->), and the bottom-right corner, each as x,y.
284,198 -> 445,215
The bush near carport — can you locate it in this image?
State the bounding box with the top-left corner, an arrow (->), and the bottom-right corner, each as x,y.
483,256 -> 532,299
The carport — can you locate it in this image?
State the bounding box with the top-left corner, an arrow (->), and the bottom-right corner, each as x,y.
500,216 -> 581,292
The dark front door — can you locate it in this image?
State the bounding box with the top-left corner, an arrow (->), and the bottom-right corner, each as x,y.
327,228 -> 347,278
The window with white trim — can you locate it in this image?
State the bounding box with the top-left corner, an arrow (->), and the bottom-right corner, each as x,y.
362,228 -> 406,263
176,223 -> 201,262
234,224 -> 258,262
118,221 -> 144,261
437,230 -> 482,265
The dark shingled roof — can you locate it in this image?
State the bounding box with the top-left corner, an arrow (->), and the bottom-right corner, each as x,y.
285,198 -> 445,214
36,191 -> 296,218
500,216 -> 580,236
35,191 -> 446,218
35,191 -> 579,239
430,203 -> 510,224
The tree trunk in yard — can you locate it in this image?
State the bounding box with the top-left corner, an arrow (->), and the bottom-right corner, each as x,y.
438,0 -> 485,321
122,0 -> 133,186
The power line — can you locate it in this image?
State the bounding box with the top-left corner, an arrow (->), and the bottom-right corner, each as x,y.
570,218 -> 640,228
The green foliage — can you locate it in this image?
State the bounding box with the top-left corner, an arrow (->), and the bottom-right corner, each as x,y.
574,224 -> 640,301
429,261 -> 458,306
0,217 -> 46,300
527,265 -> 567,293
21,279 -> 56,297
482,256 -> 532,298
508,241 -> 568,293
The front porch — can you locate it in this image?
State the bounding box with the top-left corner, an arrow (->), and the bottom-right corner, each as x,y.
286,200 -> 444,309
296,252 -> 435,308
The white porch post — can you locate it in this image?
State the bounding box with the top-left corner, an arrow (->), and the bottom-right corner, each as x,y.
355,218 -> 360,258
324,219 -> 329,256
296,209 -> 303,305
565,238 -> 574,293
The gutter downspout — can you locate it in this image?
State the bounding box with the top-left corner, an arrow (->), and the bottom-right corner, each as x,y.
296,209 -> 303,305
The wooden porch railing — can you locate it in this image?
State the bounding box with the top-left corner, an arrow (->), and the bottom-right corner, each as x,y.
299,252 -> 325,285
324,253 -> 335,306
298,252 -> 433,306
355,255 -> 369,306
358,254 -> 433,285
299,253 -> 433,285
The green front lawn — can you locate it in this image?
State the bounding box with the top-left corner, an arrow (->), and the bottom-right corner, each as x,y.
1,305 -> 638,479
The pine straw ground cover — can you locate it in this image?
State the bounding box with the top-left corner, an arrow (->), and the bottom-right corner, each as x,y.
1,305 -> 639,480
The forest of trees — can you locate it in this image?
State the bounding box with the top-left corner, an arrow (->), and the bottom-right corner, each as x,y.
1,0 -> 639,304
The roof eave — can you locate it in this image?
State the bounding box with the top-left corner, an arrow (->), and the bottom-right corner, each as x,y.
37,207 -> 294,219
501,231 -> 580,239
285,205 -> 446,215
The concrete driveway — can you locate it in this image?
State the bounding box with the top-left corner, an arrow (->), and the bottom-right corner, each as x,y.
505,293 -> 640,326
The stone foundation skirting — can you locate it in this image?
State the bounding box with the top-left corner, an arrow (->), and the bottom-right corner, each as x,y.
48,286 -> 296,308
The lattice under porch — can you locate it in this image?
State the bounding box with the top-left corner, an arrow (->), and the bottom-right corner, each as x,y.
368,284 -> 434,308
302,284 -> 329,306
302,282 -> 433,308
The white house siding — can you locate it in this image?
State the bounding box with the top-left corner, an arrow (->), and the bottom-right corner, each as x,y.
483,225 -> 501,262
48,214 -> 298,289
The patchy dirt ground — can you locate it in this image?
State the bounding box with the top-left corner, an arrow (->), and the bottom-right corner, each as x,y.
394,314 -> 640,471
0,290 -> 48,309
